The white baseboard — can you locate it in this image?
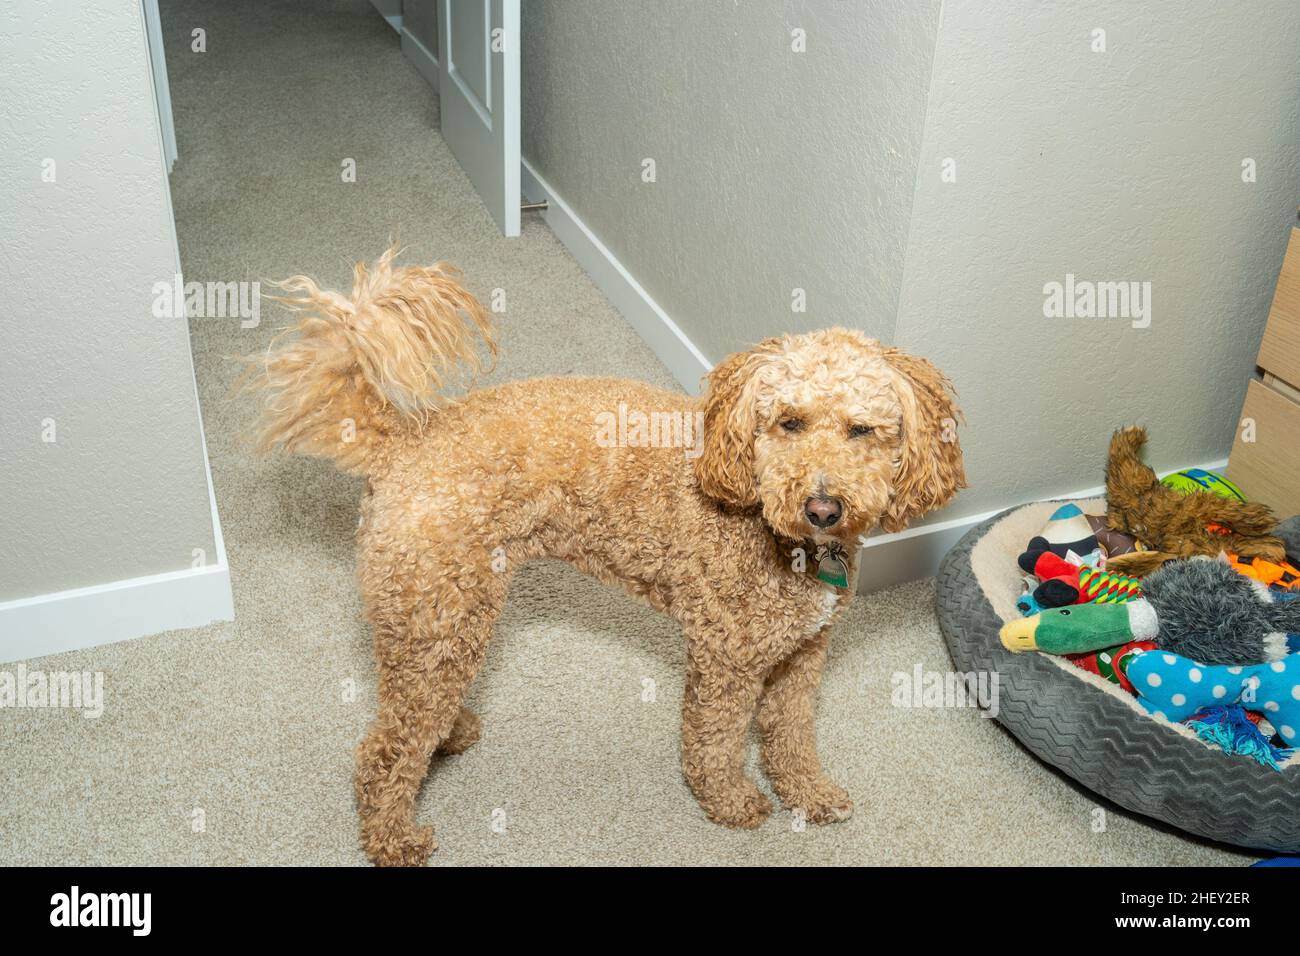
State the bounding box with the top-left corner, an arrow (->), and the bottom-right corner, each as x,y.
857,457 -> 1231,593
401,26 -> 439,92
520,158 -> 712,394
0,562 -> 234,665
369,0 -> 402,33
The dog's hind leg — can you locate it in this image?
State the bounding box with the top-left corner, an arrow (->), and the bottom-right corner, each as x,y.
355,561 -> 507,866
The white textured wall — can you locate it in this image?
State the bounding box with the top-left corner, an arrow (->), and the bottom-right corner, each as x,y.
0,1 -> 217,600
522,0 -> 942,367
894,0 -> 1300,516
520,0 -> 1300,529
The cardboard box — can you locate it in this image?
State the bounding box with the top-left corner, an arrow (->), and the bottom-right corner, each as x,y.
1226,227 -> 1300,519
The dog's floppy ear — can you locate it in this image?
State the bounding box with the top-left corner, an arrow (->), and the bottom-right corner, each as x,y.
694,337 -> 784,507
879,347 -> 966,533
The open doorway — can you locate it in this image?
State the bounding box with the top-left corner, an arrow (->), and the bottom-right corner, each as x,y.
151,0 -> 521,235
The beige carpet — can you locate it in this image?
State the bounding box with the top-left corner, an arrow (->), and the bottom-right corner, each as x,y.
1,0 -> 1250,866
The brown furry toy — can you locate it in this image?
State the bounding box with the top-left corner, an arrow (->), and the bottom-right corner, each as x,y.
1103,426 -> 1285,576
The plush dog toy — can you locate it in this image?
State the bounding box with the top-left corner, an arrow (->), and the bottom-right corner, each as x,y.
1001,555 -> 1300,663
1125,649 -> 1300,747
1015,550 -> 1143,615
1019,504 -> 1103,569
1226,552 -> 1300,593
1103,426 -> 1286,576
1067,639 -> 1156,694
1001,601 -> 1156,655
1085,514 -> 1144,563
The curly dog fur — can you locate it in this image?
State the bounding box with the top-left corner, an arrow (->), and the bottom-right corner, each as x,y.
250,248 -> 966,866
1104,425 -> 1285,576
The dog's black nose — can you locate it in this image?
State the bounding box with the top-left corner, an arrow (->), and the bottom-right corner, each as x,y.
804,496 -> 842,529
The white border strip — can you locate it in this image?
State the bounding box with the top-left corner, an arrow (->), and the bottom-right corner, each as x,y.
369,0 -> 403,33
401,25 -> 440,92
520,158 -> 712,393
0,564 -> 234,665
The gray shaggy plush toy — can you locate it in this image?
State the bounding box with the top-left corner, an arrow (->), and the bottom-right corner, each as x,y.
1142,554 -> 1300,664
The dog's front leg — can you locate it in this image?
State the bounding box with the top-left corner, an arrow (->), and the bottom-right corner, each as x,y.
757,631 -> 852,824
680,644 -> 772,828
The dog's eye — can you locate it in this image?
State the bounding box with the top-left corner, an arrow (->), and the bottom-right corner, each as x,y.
780,418 -> 805,433
849,424 -> 874,438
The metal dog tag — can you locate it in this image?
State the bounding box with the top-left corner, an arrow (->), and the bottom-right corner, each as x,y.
816,554 -> 848,588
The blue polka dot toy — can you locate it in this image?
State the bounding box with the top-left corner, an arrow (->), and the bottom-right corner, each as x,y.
1127,649 -> 1300,745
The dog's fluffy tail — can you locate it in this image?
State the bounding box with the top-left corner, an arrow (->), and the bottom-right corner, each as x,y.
249,246 -> 494,473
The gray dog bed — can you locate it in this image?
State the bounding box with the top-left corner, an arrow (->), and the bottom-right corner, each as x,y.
937,498 -> 1300,853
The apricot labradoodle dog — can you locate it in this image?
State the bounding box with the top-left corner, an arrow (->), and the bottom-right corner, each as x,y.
251,248 -> 966,866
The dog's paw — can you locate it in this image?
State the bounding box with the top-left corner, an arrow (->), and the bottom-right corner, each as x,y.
436,707 -> 481,755
781,778 -> 854,825
702,783 -> 773,829
365,823 -> 437,867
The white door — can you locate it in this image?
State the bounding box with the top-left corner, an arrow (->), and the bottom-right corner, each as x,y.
439,0 -> 520,237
